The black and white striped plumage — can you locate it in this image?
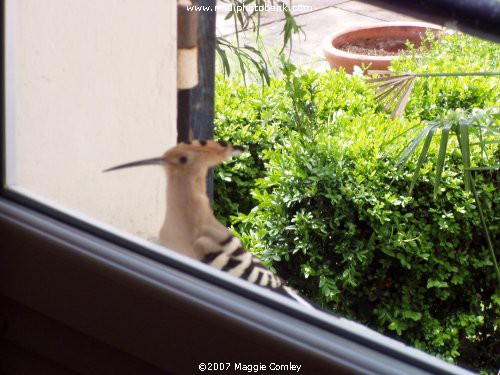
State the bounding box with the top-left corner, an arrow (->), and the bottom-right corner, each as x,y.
201,234 -> 312,308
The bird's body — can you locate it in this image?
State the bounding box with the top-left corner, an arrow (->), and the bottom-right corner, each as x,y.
160,167 -> 225,258
104,140 -> 312,307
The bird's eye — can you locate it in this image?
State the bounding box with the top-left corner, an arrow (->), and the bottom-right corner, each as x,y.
179,156 -> 188,164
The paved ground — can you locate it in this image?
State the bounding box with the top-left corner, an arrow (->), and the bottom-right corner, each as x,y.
216,0 -> 422,71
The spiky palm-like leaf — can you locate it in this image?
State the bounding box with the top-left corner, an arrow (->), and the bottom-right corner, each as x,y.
367,70 -> 500,119
367,71 -> 417,119
397,108 -> 499,195
396,107 -> 500,285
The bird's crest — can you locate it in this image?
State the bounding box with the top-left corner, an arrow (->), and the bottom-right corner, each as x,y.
165,140 -> 244,168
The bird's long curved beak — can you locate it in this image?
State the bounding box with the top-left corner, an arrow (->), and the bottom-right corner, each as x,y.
103,157 -> 165,172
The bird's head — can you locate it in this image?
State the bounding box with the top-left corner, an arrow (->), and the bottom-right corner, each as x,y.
103,140 -> 244,174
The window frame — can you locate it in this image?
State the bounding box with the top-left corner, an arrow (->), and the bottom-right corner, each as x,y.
0,192 -> 473,375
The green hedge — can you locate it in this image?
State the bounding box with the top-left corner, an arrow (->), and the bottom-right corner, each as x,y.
214,33 -> 499,373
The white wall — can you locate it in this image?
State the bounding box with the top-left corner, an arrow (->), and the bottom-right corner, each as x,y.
6,0 -> 177,240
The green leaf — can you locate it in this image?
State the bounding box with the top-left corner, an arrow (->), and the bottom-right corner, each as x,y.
458,119 -> 471,192
388,322 -> 398,331
465,165 -> 500,171
215,41 -> 231,77
397,122 -> 436,169
403,311 -> 422,321
427,279 -> 449,288
410,125 -> 436,194
434,121 -> 452,198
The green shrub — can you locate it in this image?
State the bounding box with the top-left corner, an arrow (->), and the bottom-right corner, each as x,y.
214,33 -> 500,373
214,66 -> 378,224
238,128 -> 498,371
213,77 -> 290,224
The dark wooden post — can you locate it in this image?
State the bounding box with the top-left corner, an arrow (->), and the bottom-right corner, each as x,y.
177,90 -> 191,143
177,0 -> 199,143
190,0 -> 217,199
190,0 -> 216,142
176,0 -> 217,198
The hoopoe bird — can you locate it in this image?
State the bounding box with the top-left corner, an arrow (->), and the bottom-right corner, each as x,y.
104,140 -> 312,307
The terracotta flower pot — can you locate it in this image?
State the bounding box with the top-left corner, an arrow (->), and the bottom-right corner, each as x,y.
322,22 -> 441,74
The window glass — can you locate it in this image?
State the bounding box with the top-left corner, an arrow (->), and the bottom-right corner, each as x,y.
5,0 -> 177,241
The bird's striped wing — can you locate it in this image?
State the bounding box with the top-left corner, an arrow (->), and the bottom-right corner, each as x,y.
200,234 -> 313,308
